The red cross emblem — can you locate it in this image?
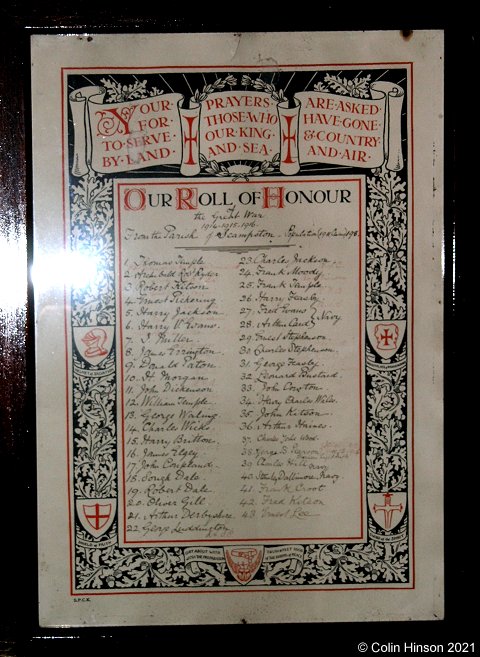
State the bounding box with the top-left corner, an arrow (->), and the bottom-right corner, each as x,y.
367,320 -> 406,359
76,498 -> 116,538
281,115 -> 298,165
373,493 -> 403,530
83,503 -> 111,531
277,100 -> 301,175
178,101 -> 201,175
368,492 -> 406,532
182,116 -> 198,165
374,323 -> 399,351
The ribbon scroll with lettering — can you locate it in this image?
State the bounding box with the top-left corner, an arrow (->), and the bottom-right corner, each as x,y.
69,79 -> 403,178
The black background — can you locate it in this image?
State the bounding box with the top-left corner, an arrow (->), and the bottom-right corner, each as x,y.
0,4 -> 476,655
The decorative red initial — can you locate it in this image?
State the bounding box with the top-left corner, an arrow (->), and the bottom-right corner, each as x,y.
82,503 -> 112,531
281,115 -> 297,164
123,187 -> 146,211
373,493 -> 403,530
95,106 -> 136,136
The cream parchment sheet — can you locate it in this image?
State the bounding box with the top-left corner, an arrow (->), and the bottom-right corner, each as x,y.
32,30 -> 443,626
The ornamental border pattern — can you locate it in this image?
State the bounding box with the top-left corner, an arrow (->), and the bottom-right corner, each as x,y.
68,67 -> 410,591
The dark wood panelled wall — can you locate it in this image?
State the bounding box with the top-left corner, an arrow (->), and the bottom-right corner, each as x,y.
0,5 -> 476,654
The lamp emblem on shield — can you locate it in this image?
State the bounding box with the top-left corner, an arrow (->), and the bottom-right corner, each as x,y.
366,320 -> 406,358
76,498 -> 116,539
224,546 -> 264,584
73,326 -> 114,365
368,492 -> 406,531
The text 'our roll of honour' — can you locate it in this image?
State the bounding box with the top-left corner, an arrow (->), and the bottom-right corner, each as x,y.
123,185 -> 353,212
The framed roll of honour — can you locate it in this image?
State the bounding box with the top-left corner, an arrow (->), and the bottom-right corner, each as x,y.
32,29 -> 443,626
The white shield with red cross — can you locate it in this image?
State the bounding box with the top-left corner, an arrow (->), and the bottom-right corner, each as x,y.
76,498 -> 116,538
224,546 -> 264,585
366,320 -> 406,358
368,492 -> 407,532
73,326 -> 114,366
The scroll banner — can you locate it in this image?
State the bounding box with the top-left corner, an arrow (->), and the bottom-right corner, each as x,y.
370,529 -> 408,544
184,545 -> 304,577
73,362 -> 116,379
77,536 -> 117,550
70,84 -> 403,177
263,545 -> 304,576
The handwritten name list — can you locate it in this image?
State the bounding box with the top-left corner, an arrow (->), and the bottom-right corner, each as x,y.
118,178 -> 363,544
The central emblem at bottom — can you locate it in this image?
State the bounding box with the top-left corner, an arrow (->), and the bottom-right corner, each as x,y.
224,546 -> 264,584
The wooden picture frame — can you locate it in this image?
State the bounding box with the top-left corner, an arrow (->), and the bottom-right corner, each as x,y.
0,6 -> 474,652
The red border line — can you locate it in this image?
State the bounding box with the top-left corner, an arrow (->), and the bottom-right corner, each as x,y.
60,61 -> 415,595
116,178 -> 359,186
62,62 -> 413,72
61,68 -> 75,597
116,182 -> 129,546
72,583 -> 414,597
409,61 -> 416,590
358,178 -> 364,535
116,177 -> 364,546
75,584 -> 413,597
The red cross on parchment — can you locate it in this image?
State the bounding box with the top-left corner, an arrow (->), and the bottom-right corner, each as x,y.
373,493 -> 403,530
83,503 -> 111,531
282,115 -> 297,164
183,116 -> 198,165
380,328 -> 394,346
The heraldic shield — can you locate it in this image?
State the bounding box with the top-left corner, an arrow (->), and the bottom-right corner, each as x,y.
76,498 -> 116,539
224,546 -> 264,584
366,320 -> 406,359
368,492 -> 407,532
73,326 -> 114,365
